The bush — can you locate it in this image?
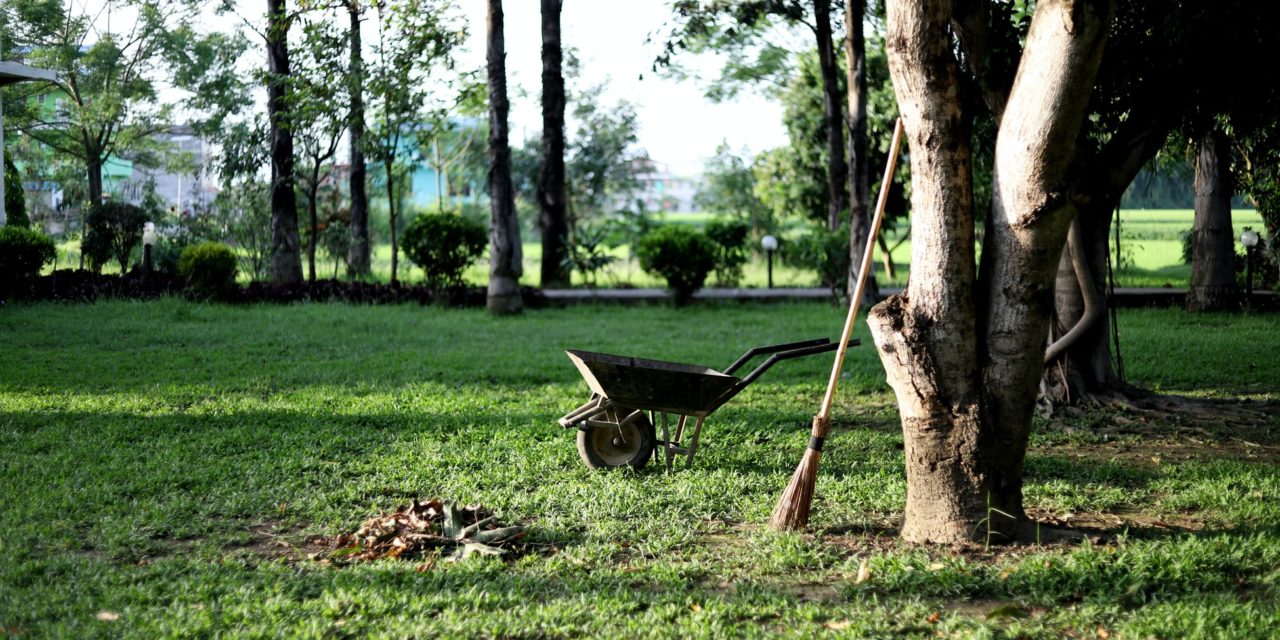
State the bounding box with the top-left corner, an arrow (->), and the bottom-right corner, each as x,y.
178,242 -> 238,299
783,225 -> 850,295
83,202 -> 148,273
0,226 -> 56,296
704,218 -> 750,287
4,156 -> 30,228
563,223 -> 617,287
636,225 -> 716,304
401,213 -> 487,287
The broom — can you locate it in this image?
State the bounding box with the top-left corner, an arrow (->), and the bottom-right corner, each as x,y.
768,117 -> 905,531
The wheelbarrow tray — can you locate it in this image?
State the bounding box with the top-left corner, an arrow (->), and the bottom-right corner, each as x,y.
565,349 -> 737,417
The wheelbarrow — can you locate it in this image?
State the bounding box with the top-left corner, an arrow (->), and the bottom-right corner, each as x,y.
557,337 -> 859,470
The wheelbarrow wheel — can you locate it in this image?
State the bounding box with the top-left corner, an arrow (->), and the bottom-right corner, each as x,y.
577,408 -> 655,470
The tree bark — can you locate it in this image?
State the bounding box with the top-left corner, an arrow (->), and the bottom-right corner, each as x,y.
1187,128 -> 1239,311
538,0 -> 570,288
267,0 -> 303,285
1041,112 -> 1172,406
346,0 -> 371,278
86,153 -> 104,208
486,0 -> 523,314
307,171 -> 319,283
843,0 -> 877,303
871,0 -> 1111,545
814,0 -> 849,232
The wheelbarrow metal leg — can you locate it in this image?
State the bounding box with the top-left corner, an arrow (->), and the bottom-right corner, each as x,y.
684,417 -> 706,468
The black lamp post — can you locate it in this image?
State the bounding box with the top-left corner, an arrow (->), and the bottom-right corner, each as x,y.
761,234 -> 778,289
1241,228 -> 1259,303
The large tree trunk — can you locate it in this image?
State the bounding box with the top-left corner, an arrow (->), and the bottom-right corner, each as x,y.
1187,128 -> 1239,311
871,0 -> 1111,545
538,0 -> 569,288
486,0 -> 522,314
346,1 -> 371,278
843,0 -> 877,303
267,0 -> 303,285
814,0 -> 849,232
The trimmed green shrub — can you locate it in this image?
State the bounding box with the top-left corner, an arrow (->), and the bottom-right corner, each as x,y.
0,226 -> 56,296
636,225 -> 716,304
783,225 -> 850,295
401,213 -> 487,287
4,156 -> 30,228
704,218 -> 750,287
83,202 -> 148,273
178,242 -> 238,298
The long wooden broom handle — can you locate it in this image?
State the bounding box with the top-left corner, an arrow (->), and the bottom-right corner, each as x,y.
817,117 -> 905,421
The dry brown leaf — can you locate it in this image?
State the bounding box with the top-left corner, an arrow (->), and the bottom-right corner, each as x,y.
824,620 -> 852,630
95,611 -> 120,622
926,612 -> 940,624
855,558 -> 872,584
1096,626 -> 1111,639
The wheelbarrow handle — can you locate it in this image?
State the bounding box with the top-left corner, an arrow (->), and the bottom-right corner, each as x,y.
735,339 -> 861,389
722,338 -> 831,375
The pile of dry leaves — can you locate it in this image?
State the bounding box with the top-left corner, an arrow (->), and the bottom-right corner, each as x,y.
320,499 -> 527,563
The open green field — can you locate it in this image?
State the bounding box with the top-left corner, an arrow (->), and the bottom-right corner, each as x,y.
46,209 -> 1266,290
2,301 -> 1278,637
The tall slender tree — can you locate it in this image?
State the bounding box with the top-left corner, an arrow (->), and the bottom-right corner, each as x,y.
267,0 -> 303,284
345,0 -> 372,278
537,0 -> 569,288
486,0 -> 522,313
1187,128 -> 1239,310
812,0 -> 846,232
843,0 -> 874,300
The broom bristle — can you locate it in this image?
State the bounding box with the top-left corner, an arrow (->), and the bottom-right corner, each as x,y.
767,447 -> 822,531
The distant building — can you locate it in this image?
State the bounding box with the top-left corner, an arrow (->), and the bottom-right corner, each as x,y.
617,160 -> 701,213
115,127 -> 218,212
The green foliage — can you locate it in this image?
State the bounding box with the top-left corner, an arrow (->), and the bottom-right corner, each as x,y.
82,201 -> 148,273
178,242 -> 237,298
0,225 -> 56,293
215,180 -> 271,282
562,223 -> 617,287
695,143 -> 768,239
635,225 -> 716,303
401,213 -> 486,286
566,83 -> 647,224
783,224 -> 850,295
3,155 -> 30,228
703,218 -> 750,287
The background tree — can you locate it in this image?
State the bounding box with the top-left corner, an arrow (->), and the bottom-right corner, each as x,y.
365,0 -> 465,286
537,0 -> 569,288
291,10 -> 348,283
266,0 -> 303,283
485,0 -> 521,313
657,0 -> 847,231
343,0 -> 371,277
2,0 -> 200,208
695,143 -> 767,239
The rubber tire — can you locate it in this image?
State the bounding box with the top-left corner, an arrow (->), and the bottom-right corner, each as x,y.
576,409 -> 655,470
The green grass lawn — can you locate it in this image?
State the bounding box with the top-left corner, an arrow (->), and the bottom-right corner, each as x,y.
2,301 -> 1278,637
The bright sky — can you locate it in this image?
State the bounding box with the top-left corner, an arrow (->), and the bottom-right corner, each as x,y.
75,0 -> 789,177
453,0 -> 787,176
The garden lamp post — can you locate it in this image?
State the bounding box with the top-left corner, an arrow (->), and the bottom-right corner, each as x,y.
1241,228 -> 1260,302
142,222 -> 157,275
0,62 -> 58,226
761,235 -> 778,289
